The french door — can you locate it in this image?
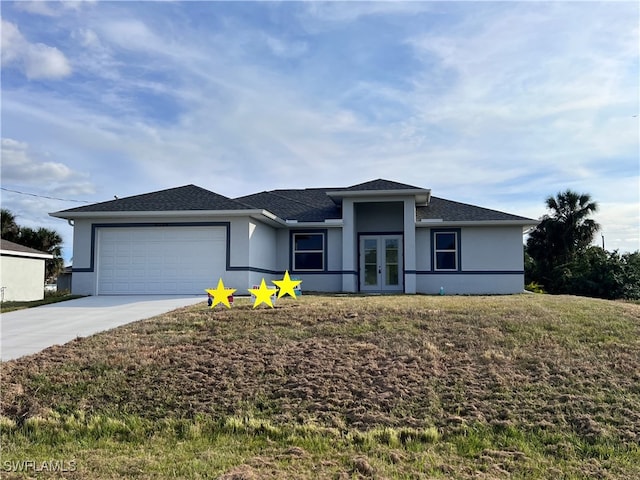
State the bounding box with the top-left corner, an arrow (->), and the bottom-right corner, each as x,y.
359,235 -> 403,292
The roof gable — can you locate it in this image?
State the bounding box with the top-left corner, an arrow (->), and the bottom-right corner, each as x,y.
341,179 -> 424,191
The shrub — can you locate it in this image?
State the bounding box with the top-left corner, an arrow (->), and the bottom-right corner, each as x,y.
525,282 -> 546,294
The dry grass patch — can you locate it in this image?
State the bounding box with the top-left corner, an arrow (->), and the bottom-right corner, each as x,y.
1,294 -> 639,478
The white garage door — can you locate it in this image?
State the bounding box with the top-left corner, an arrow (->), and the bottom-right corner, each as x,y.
97,226 -> 226,295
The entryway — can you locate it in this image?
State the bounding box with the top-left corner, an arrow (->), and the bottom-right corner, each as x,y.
359,235 -> 403,292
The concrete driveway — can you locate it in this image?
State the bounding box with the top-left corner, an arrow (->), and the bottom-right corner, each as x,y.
0,295 -> 205,361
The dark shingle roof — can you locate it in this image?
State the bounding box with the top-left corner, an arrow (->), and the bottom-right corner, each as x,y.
51,179 -> 535,224
236,180 -> 427,221
417,197 -> 535,222
1,239 -> 51,256
339,179 -> 424,191
237,188 -> 341,222
55,185 -> 250,214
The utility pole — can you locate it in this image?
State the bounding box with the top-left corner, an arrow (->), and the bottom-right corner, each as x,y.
601,234 -> 605,250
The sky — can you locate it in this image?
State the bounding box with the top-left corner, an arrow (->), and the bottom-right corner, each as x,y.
1,0 -> 639,264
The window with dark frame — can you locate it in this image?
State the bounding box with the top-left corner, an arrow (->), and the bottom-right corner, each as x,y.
434,231 -> 458,271
293,233 -> 324,271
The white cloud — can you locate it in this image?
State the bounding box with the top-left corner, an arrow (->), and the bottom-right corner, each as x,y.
72,28 -> 101,49
0,138 -> 95,262
595,202 -> 640,252
303,2 -> 433,26
264,34 -> 308,59
0,137 -> 92,189
401,3 -> 638,190
14,0 -> 97,16
1,20 -> 23,65
14,1 -> 59,17
24,42 -> 72,80
1,19 -> 72,79
99,19 -> 164,53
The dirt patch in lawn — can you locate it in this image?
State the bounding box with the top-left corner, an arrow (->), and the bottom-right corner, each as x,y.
2,295 -> 640,445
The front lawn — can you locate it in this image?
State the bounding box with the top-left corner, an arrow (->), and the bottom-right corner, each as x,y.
1,294 -> 639,478
0,292 -> 83,313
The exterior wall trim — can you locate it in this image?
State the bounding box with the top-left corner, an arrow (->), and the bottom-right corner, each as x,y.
74,222 -> 357,277
430,228 -> 462,272
0,252 -> 53,260
289,228 -> 329,273
412,270 -> 525,275
72,222 -> 231,273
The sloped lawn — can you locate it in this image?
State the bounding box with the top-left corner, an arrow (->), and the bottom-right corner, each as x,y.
1,294 -> 639,479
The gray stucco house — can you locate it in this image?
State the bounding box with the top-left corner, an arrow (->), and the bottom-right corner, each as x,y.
50,179 -> 537,296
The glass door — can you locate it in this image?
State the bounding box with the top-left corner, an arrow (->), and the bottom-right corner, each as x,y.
359,235 -> 403,292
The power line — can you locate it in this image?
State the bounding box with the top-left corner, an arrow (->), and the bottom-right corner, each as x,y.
0,187 -> 89,203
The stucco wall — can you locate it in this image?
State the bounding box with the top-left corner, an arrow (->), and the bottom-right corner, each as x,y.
248,220 -> 277,287
355,202 -> 404,232
460,227 -> 524,271
274,226 -> 343,292
415,228 -> 432,270
66,214 -> 526,296
0,255 -> 46,301
417,273 -> 525,295
326,228 -> 343,272
294,273 -> 343,293
415,225 -> 525,294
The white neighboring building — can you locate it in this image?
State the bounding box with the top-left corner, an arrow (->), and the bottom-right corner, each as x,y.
0,239 -> 53,302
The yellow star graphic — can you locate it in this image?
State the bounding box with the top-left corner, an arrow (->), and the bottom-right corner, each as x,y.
248,278 -> 276,308
272,270 -> 302,299
205,278 -> 236,309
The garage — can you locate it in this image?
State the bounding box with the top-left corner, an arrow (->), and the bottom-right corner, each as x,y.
96,226 -> 226,295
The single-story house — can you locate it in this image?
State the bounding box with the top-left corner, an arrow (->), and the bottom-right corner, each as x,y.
0,239 -> 54,302
50,179 -> 538,296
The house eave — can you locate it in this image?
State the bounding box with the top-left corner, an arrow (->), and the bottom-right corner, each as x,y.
283,219 -> 344,228
50,209 -> 273,220
328,189 -> 431,205
417,219 -> 539,228
250,210 -> 288,227
49,209 -> 346,228
0,249 -> 54,260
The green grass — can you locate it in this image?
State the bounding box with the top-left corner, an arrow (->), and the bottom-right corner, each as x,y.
2,412 -> 638,479
0,291 -> 83,313
2,294 -> 639,478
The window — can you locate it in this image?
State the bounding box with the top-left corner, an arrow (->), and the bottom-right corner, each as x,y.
434,231 -> 458,271
293,233 -> 324,271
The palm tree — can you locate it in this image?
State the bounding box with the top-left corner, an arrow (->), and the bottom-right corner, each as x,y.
1,208 -> 20,242
544,190 -> 600,263
526,190 -> 600,293
19,227 -> 64,281
1,210 -> 65,281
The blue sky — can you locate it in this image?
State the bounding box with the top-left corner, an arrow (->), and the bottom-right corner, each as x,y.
1,1 -> 638,263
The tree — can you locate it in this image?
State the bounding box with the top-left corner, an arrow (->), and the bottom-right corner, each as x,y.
1,208 -> 20,242
544,190 -> 600,263
569,247 -> 640,300
526,190 -> 600,293
0,209 -> 64,281
19,227 -> 64,280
